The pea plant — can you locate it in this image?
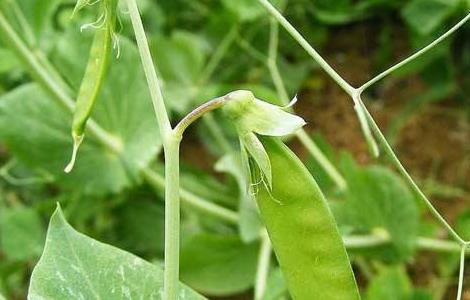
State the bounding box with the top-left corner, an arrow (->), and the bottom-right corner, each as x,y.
0,0 -> 470,299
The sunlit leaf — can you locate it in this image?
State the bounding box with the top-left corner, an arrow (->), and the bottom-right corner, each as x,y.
28,205 -> 207,300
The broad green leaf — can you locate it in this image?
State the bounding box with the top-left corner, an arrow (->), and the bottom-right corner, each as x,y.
0,48 -> 18,74
221,0 -> 265,22
262,268 -> 287,300
0,207 -> 44,261
335,155 -> 420,261
150,31 -> 209,114
365,268 -> 411,300
0,37 -> 161,195
255,137 -> 360,300
16,0 -> 61,39
0,292 -> 5,300
180,234 -> 259,296
365,267 -> 431,300
113,199 -> 165,256
28,205 -> 207,300
402,0 -> 458,35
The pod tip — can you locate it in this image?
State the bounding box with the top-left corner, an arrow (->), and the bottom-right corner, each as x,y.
64,134 -> 84,173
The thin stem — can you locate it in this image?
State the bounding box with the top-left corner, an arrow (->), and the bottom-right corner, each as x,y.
456,244 -> 467,300
198,25 -> 238,85
256,0 -> 355,96
360,12 -> 470,92
267,17 -> 289,103
343,235 -> 469,254
141,168 -> 239,224
295,130 -> 347,190
125,0 -> 172,142
163,138 -> 181,300
254,230 -> 272,300
196,26 -> 238,154
265,18 -> 347,190
174,95 -> 228,138
0,10 -> 122,154
359,100 -> 466,245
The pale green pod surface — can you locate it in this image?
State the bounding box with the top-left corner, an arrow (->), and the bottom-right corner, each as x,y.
255,137 -> 360,300
223,90 -> 306,137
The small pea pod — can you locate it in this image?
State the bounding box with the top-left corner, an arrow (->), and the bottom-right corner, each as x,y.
255,137 -> 360,300
65,0 -> 117,173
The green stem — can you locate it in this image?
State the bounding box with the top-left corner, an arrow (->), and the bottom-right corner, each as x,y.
265,17 -> 347,190
125,0 -> 172,142
174,95 -> 228,138
254,230 -> 272,300
343,235 -> 468,254
125,1 -> 181,299
198,25 -> 238,85
256,0 -> 355,96
163,137 -> 181,300
456,244 -> 467,300
359,101 -> 465,245
295,130 -> 346,190
141,163 -> 239,224
359,12 -> 470,92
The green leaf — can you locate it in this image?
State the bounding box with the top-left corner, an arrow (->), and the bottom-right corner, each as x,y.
221,0 -> 265,22
365,267 -> 411,300
262,268 -> 287,300
402,0 -> 458,35
180,234 -> 259,296
335,155 -> 419,261
28,205 -> 207,300
0,38 -> 161,195
215,153 -> 263,242
150,31 -> 208,114
0,48 -> 19,74
255,137 -> 360,300
0,207 -> 44,261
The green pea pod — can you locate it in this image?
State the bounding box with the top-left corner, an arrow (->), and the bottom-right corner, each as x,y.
255,137 -> 360,300
65,0 -> 117,173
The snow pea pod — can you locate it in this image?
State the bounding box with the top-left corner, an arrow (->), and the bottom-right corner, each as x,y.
65,0 -> 117,173
255,137 -> 360,300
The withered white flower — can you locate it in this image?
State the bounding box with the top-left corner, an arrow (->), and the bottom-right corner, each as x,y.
223,90 -> 306,190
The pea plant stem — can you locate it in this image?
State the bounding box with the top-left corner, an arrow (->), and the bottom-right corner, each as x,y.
256,0 -> 355,97
359,12 -> 470,92
125,0 -> 171,142
163,139 -> 181,300
141,168 -> 239,224
254,230 -> 272,300
125,0 -> 182,298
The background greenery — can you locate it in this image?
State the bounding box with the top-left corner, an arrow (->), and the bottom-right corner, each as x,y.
1,0 -> 470,299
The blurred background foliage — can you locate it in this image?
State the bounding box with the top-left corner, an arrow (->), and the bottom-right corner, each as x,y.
0,0 -> 470,299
